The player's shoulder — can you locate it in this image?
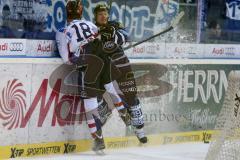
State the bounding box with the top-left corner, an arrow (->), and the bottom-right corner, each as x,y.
56,27 -> 67,40
68,19 -> 97,28
68,20 -> 80,27
57,27 -> 67,33
69,19 -> 93,25
83,20 -> 98,28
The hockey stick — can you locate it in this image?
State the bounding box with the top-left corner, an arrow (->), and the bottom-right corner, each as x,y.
123,11 -> 185,51
108,0 -> 113,12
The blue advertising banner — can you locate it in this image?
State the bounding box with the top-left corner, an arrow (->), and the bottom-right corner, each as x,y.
0,0 -> 180,41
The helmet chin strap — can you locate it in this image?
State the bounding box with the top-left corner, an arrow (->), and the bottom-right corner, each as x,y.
79,9 -> 83,19
96,17 -> 109,27
78,0 -> 83,19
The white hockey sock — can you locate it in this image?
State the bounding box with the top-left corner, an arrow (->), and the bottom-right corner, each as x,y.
84,97 -> 99,139
104,82 -> 125,110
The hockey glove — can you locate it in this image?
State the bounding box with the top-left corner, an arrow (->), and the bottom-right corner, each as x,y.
99,25 -> 116,42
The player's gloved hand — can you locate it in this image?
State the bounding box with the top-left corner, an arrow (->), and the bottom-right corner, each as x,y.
99,26 -> 116,42
68,46 -> 83,64
69,54 -> 79,64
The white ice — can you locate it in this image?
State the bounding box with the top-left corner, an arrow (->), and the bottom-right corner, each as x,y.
17,142 -> 209,160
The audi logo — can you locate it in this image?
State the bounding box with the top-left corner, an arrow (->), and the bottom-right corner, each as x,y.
9,43 -> 24,51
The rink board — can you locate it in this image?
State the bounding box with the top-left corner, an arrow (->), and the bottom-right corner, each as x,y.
0,130 -> 214,159
1,39 -> 240,59
0,58 -> 239,159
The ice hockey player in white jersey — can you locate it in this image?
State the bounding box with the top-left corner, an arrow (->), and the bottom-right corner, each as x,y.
225,0 -> 240,41
55,0 -> 125,152
56,1 -> 98,65
225,0 -> 240,30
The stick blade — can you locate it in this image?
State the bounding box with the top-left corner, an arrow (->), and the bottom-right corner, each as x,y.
171,11 -> 185,28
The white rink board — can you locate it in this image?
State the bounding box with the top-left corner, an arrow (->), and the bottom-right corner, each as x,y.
0,39 -> 57,57
0,58 -> 240,147
0,63 -> 32,145
0,60 -> 126,146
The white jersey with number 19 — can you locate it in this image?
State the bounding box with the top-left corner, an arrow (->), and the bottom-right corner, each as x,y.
56,20 -> 99,64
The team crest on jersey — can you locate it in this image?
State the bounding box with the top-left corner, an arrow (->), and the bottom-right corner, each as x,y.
103,41 -> 118,53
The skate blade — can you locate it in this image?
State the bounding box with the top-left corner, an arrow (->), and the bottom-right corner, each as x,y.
138,142 -> 148,147
94,149 -> 105,155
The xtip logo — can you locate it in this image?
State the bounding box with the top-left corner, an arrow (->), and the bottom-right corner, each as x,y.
0,79 -> 26,130
234,94 -> 240,117
10,148 -> 24,158
202,132 -> 211,143
63,143 -> 76,154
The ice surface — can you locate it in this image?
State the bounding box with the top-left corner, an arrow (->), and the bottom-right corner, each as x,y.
16,142 -> 209,160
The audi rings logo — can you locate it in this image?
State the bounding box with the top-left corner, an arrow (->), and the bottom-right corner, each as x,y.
9,43 -> 24,52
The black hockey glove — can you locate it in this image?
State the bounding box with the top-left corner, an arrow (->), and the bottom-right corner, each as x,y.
99,25 -> 116,42
108,21 -> 124,30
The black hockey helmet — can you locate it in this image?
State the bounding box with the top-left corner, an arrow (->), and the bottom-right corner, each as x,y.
93,4 -> 109,18
66,0 -> 82,19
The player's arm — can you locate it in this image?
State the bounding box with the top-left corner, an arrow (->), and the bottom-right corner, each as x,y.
114,28 -> 129,46
56,27 -> 84,64
111,21 -> 129,45
55,28 -> 73,64
99,21 -> 129,46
